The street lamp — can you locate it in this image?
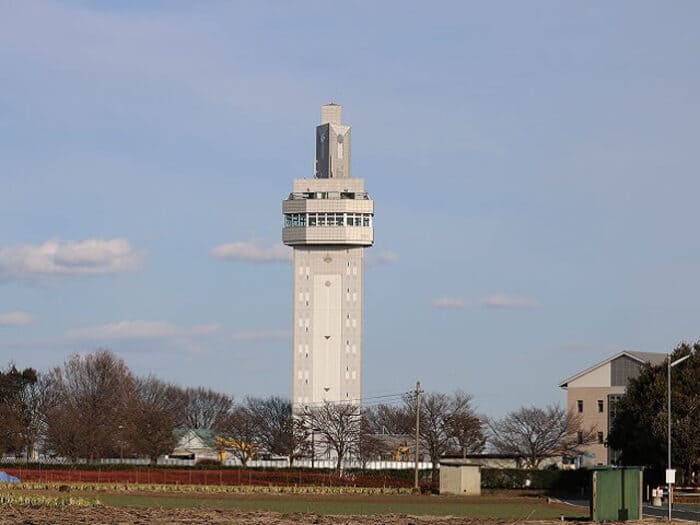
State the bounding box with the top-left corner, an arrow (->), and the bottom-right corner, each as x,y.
311,428 -> 321,469
667,351 -> 692,521
118,425 -> 125,462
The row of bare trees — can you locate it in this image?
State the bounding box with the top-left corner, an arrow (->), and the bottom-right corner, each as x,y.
0,351 -> 234,463
0,350 -> 594,475
220,391 -> 488,480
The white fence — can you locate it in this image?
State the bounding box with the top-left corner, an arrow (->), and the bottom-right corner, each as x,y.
1,455 -> 434,470
250,459 -> 434,470
0,456 -> 190,467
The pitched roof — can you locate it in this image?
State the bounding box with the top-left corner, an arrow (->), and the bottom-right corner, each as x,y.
173,428 -> 218,449
625,351 -> 667,365
559,350 -> 667,388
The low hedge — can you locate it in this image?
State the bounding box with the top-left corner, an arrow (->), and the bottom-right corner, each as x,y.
481,468 -> 590,492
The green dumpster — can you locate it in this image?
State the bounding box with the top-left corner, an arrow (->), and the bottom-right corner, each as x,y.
590,467 -> 643,522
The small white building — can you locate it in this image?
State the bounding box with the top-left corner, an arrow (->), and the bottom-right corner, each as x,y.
170,429 -> 219,462
439,459 -> 481,496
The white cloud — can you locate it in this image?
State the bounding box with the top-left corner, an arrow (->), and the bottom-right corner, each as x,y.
0,311 -> 34,326
432,296 -> 465,309
0,238 -> 141,281
66,320 -> 224,342
66,320 -> 180,340
368,250 -> 399,266
190,324 -> 221,336
210,241 -> 291,263
231,330 -> 291,342
480,294 -> 542,310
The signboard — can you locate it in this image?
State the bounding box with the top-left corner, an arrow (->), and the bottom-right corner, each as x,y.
666,469 -> 676,484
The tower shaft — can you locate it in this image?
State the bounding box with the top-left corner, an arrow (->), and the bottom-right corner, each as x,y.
283,105 -> 373,412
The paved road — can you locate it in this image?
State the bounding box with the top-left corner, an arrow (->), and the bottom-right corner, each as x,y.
643,504 -> 700,521
560,498 -> 700,521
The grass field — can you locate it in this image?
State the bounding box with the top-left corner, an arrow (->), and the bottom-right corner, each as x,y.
55,491 -> 590,519
2,481 -> 593,521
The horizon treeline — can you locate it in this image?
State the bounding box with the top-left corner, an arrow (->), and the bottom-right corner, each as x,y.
0,349 -> 487,477
0,349 -> 594,480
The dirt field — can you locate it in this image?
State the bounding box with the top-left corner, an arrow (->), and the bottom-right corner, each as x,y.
0,486 -> 596,523
0,507 -> 457,524
0,508 -> 659,525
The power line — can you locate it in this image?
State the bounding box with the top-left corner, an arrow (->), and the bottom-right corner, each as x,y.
413,380 -> 423,492
291,391 -> 410,409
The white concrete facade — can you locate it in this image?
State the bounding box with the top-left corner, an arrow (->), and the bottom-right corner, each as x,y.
283,105 -> 373,412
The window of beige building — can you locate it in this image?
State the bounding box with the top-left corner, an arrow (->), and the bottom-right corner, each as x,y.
598,400 -> 604,412
577,400 -> 583,413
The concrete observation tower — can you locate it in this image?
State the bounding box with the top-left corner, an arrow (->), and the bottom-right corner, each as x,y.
282,104 -> 374,412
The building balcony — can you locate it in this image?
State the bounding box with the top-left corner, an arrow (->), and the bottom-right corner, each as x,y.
282,226 -> 374,246
283,198 -> 373,215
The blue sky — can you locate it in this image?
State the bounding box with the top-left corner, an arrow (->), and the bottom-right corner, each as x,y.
1,1 -> 699,417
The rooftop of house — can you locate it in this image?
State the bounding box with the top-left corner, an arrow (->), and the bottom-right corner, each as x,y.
559,350 -> 667,388
173,428 -> 218,449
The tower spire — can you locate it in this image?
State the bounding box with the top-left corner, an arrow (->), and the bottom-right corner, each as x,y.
315,104 -> 351,179
321,103 -> 342,125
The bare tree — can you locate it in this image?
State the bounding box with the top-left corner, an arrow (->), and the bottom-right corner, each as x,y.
357,411 -> 389,467
245,396 -> 287,455
0,365 -> 40,458
447,410 -> 487,458
363,403 -> 413,435
43,392 -> 84,462
488,404 -> 597,469
404,390 -> 485,483
45,350 -> 136,462
14,371 -> 56,460
129,376 -> 181,463
179,386 -> 233,431
288,415 -> 312,465
245,396 -> 308,464
135,376 -> 186,423
302,401 -> 361,473
218,404 -> 260,466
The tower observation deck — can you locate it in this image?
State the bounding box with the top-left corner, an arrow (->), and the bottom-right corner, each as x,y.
283,104 -> 374,412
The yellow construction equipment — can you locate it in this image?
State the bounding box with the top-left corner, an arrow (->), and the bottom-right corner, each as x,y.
216,436 -> 259,463
393,442 -> 411,462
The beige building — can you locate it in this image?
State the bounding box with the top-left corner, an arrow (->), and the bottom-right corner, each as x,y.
439,460 -> 481,496
283,104 -> 373,411
559,351 -> 665,465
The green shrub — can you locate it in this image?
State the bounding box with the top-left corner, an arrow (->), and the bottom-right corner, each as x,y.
481,468 -> 589,492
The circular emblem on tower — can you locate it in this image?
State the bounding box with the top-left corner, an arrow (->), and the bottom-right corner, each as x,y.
325,281 -> 331,287
323,255 -> 332,263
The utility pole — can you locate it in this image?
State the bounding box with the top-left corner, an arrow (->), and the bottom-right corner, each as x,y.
413,381 -> 423,493
666,351 -> 692,521
668,355 -> 672,522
